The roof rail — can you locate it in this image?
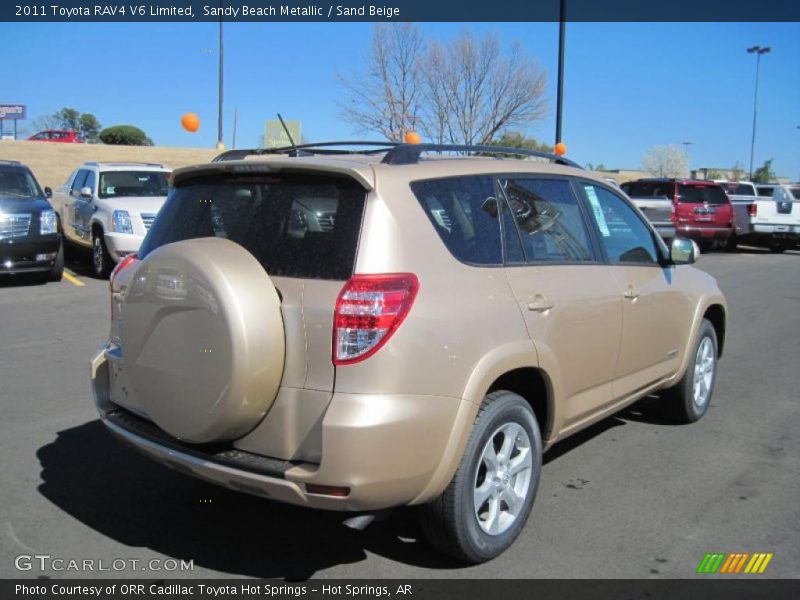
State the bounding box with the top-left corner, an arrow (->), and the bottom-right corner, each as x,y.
213,141 -> 400,162
0,160 -> 22,165
83,161 -> 166,168
381,143 -> 583,168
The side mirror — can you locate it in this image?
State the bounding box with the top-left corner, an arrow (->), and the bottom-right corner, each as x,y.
80,186 -> 93,199
44,187 -> 52,198
670,237 -> 699,265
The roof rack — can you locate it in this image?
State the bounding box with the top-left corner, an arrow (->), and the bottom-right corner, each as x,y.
213,141 -> 401,162
0,160 -> 22,165
211,141 -> 582,169
381,144 -> 583,168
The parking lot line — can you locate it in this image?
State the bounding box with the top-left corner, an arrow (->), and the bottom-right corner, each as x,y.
63,272 -> 85,287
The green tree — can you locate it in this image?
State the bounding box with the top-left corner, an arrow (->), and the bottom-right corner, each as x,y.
56,107 -> 81,131
79,114 -> 102,143
99,125 -> 151,146
752,159 -> 776,184
486,132 -> 552,157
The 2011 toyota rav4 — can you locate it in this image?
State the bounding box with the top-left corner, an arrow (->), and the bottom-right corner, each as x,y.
91,143 -> 727,563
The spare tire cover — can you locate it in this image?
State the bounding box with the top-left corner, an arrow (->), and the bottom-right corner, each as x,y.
120,237 -> 285,443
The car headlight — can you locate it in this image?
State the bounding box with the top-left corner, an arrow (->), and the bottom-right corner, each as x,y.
112,210 -> 133,234
40,209 -> 57,235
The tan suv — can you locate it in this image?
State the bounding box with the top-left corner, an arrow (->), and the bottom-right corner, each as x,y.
90,142 -> 727,563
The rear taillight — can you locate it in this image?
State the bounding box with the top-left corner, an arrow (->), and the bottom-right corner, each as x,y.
109,253 -> 137,292
748,203 -> 757,217
333,273 -> 419,365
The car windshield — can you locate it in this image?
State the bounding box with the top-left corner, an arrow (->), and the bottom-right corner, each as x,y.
98,171 -> 169,198
0,165 -> 44,199
677,185 -> 728,205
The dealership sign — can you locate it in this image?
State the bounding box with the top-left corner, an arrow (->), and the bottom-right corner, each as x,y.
0,105 -> 26,120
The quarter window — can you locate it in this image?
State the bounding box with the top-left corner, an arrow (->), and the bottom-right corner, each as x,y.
500,178 -> 594,263
410,176 -> 502,266
582,183 -> 660,265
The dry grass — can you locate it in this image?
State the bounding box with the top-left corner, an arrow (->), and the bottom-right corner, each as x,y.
0,140 -> 219,190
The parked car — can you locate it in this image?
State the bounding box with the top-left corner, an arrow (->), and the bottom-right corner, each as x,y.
716,181 -> 759,250
621,178 -> 733,249
91,142 -> 727,563
51,162 -> 171,277
27,130 -> 84,143
739,184 -> 800,252
0,160 -> 63,281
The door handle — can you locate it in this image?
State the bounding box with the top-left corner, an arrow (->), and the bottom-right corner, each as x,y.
527,295 -> 554,313
623,287 -> 640,301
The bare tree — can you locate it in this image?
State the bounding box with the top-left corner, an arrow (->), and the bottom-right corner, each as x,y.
339,23 -> 424,142
642,145 -> 690,178
341,25 -> 548,146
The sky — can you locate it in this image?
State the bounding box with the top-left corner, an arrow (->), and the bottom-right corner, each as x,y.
3,21 -> 799,179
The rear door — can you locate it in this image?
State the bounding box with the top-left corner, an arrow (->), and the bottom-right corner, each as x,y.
499,176 -> 623,431
578,181 -> 693,399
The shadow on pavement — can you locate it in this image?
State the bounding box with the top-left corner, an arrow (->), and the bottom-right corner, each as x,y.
37,421 -> 461,579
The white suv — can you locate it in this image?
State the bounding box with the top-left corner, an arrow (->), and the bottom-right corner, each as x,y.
52,162 -> 171,277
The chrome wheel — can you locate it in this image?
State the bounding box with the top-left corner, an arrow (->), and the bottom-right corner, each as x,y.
473,422 -> 533,536
693,336 -> 715,409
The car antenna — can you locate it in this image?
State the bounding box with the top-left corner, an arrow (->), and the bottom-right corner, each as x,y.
277,113 -> 299,155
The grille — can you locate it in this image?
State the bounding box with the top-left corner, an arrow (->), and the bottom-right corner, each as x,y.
316,212 -> 336,231
140,213 -> 156,230
0,213 -> 32,240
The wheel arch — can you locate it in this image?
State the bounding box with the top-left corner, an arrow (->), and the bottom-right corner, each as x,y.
704,303 -> 726,358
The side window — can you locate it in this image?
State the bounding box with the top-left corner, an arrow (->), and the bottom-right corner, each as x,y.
410,175 -> 502,265
500,177 -> 594,263
581,183 -> 660,265
83,171 -> 96,196
70,170 -> 88,195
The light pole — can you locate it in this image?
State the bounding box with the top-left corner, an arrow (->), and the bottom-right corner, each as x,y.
682,140 -> 692,170
216,7 -> 224,150
747,45 -> 770,180
554,0 -> 566,147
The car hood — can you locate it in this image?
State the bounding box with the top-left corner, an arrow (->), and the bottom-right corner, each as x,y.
0,196 -> 52,214
98,196 -> 167,215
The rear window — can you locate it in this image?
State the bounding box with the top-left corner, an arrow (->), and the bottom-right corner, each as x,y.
620,181 -> 674,199
410,175 -> 501,266
756,186 -> 775,197
99,171 -> 170,198
138,174 -> 366,280
791,188 -> 800,200
723,183 -> 755,195
677,185 -> 729,205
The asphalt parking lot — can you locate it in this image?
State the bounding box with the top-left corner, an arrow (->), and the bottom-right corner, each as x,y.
0,248 -> 798,580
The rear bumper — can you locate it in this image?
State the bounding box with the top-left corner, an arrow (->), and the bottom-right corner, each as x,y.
676,225 -> 732,239
91,346 -> 463,511
0,234 -> 60,274
103,232 -> 144,262
751,223 -> 800,238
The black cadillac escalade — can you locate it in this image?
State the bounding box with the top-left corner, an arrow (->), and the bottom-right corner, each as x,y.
0,161 -> 63,281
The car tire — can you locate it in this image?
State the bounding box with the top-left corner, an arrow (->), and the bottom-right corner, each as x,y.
769,241 -> 786,254
724,234 -> 738,252
661,318 -> 718,424
49,240 -> 64,282
420,391 -> 542,563
92,232 -> 113,278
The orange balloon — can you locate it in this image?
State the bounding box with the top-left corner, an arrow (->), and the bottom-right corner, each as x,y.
554,142 -> 567,156
181,113 -> 200,133
404,131 -> 421,144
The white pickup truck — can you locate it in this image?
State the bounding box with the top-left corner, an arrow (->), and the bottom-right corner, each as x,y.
719,181 -> 800,252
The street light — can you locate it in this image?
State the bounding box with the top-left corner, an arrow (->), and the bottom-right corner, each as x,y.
554,0 -> 566,147
216,4 -> 224,150
746,45 -> 770,180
